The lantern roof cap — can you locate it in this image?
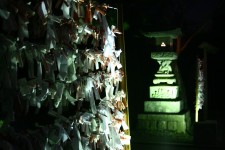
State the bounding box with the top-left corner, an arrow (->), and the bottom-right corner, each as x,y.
143,28 -> 182,39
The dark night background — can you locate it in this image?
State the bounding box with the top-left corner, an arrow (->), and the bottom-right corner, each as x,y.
120,0 -> 225,136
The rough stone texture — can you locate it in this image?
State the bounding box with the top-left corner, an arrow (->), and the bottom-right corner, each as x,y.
138,111 -> 190,134
144,100 -> 183,113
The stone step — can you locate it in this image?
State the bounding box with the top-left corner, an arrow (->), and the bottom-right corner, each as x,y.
144,100 -> 183,113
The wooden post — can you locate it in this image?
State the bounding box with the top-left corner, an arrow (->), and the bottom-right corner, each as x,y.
117,2 -> 131,150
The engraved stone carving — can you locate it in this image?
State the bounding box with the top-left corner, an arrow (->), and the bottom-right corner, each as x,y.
151,52 -> 177,84
150,86 -> 178,99
157,60 -> 172,74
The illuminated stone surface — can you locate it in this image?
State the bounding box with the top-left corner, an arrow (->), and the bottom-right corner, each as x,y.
138,111 -> 190,134
144,28 -> 182,39
155,74 -> 174,77
150,85 -> 178,99
153,78 -> 176,84
151,52 -> 177,80
151,52 -> 177,60
144,100 -> 183,113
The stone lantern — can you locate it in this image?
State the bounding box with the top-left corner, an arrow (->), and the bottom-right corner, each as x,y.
137,28 -> 191,138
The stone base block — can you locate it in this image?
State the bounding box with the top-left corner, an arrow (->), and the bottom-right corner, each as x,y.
138,111 -> 190,134
144,100 -> 183,113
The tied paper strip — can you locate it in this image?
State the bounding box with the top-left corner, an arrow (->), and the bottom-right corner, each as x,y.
95,54 -> 103,70
90,118 -> 98,133
114,109 -> 124,120
102,16 -> 116,58
0,8 -> 10,20
85,50 -> 98,71
79,112 -> 93,137
61,0 -> 71,19
113,49 -> 122,58
6,39 -> 20,89
18,78 -> 38,107
83,57 -> 89,73
67,52 -> 77,83
46,21 -> 57,50
110,56 -> 122,70
81,121 -> 91,137
89,88 -> 97,114
76,51 -> 84,69
48,14 -> 62,23
81,136 -> 91,150
88,55 -> 95,71
54,82 -> 65,108
104,75 -> 114,100
85,77 -> 97,114
94,73 -> 103,91
85,77 -> 94,93
18,15 -> 29,40
70,0 -> 78,20
98,133 -> 108,150
64,89 -> 77,105
57,54 -> 68,81
41,1 -> 48,17
37,1 -> 48,24
119,132 -> 131,146
93,86 -> 100,100
97,104 -> 111,135
17,45 -> 25,68
107,61 -> 116,76
77,1 -> 85,18
75,81 -> 85,101
92,9 -> 100,21
18,78 -> 30,97
55,122 -> 70,143
47,123 -> 70,145
44,54 -> 57,83
109,126 -> 123,150
36,81 -> 50,108
37,61 -> 42,82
